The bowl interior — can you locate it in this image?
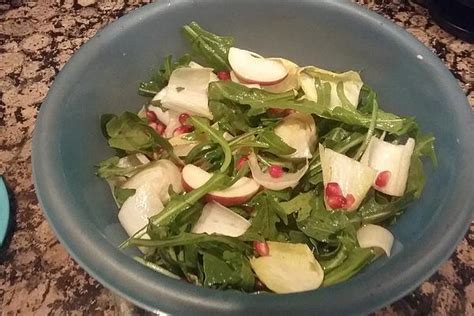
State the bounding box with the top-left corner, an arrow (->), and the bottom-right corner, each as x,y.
33,0 -> 473,314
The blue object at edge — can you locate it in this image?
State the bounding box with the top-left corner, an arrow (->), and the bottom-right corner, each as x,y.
0,177 -> 10,248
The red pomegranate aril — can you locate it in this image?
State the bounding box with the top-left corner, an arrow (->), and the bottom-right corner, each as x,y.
146,110 -> 158,122
173,124 -> 194,136
178,113 -> 190,125
345,194 -> 355,209
268,165 -> 283,178
217,71 -> 231,81
327,194 -> 347,209
149,122 -> 166,135
253,241 -> 269,257
375,170 -> 391,187
236,156 -> 249,170
267,108 -> 287,116
156,122 -> 166,135
325,182 -> 343,198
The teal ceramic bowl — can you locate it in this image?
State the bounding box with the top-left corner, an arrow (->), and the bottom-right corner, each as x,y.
33,0 -> 474,314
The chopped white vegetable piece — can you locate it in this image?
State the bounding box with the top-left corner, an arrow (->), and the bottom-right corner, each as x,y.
192,202 -> 251,237
188,61 -> 204,68
357,224 -> 394,256
360,137 -> 415,196
320,144 -> 376,211
250,242 -> 324,293
116,153 -> 150,169
274,112 -> 317,159
147,106 -> 181,138
118,182 -> 164,238
169,133 -> 200,157
248,153 -> 308,190
153,67 -> 216,119
298,66 -> 363,109
123,159 -> 183,203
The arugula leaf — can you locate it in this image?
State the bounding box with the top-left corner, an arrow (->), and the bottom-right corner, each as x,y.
209,81 -> 296,108
406,157 -> 426,199
96,156 -> 148,178
353,90 -> 378,160
209,81 -> 414,135
297,195 -> 360,243
114,187 -> 136,207
138,54 -> 192,97
202,251 -> 254,291
278,191 -> 314,221
359,190 -> 415,224
189,116 -> 232,172
106,112 -> 156,152
134,256 -> 182,279
257,130 -> 296,156
414,132 -> 437,166
96,156 -> 122,178
322,248 -> 375,287
150,172 -> 230,226
243,193 -> 284,240
130,232 -> 250,251
182,22 -> 234,71
104,112 -> 180,163
399,132 -> 436,199
100,114 -> 116,139
208,100 -> 252,134
319,246 -> 348,273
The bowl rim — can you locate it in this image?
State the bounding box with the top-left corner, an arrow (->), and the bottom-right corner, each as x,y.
32,0 -> 474,314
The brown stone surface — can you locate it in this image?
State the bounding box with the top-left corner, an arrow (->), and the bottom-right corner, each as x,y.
0,0 -> 472,314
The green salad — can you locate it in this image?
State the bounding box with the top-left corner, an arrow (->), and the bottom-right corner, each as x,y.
97,22 -> 436,293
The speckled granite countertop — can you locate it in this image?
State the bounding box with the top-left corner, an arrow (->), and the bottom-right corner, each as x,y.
0,0 -> 472,314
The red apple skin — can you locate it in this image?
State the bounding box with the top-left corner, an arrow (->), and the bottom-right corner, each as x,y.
233,71 -> 288,86
203,192 -> 257,206
181,175 -> 259,206
182,178 -> 194,192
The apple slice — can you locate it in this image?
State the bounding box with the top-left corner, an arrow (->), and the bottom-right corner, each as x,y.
182,164 -> 260,206
228,47 -> 288,86
229,71 -> 261,89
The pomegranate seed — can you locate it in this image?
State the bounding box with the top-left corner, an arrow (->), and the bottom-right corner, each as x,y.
173,124 -> 194,136
345,194 -> 355,209
217,71 -> 231,81
327,194 -> 347,209
178,113 -> 190,125
149,122 -> 166,135
236,156 -> 249,170
253,241 -> 269,256
325,182 -> 343,198
375,170 -> 391,188
267,108 -> 287,116
268,165 -> 283,178
146,110 -> 158,122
